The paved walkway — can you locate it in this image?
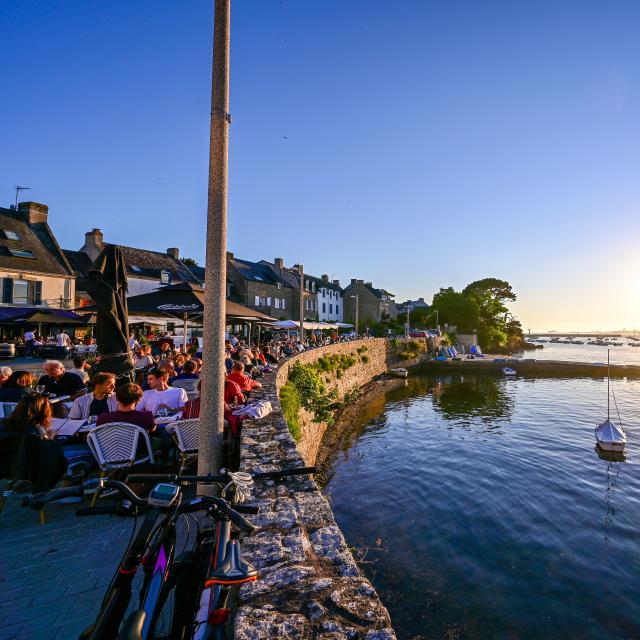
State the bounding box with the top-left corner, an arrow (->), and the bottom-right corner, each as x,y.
0,494 -> 136,640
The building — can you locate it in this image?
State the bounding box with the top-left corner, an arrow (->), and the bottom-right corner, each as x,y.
317,274 -> 343,322
343,279 -> 397,328
396,297 -> 430,315
0,202 -> 75,309
227,253 -> 294,320
64,228 -> 201,306
260,259 -> 343,322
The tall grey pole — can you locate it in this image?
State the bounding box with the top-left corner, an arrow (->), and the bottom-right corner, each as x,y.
199,0 -> 230,477
299,264 -> 304,344
355,294 -> 359,338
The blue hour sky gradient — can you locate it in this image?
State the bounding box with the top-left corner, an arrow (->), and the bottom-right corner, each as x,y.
1,1 -> 639,331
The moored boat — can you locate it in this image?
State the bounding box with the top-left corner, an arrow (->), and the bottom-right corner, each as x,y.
389,367 -> 408,378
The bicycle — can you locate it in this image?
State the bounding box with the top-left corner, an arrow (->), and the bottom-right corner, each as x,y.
22,466 -> 316,639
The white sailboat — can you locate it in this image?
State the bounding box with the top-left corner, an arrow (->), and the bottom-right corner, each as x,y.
595,350 -> 626,452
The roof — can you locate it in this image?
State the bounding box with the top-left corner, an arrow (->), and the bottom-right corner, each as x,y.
114,245 -> 200,283
259,261 -> 342,293
230,256 -> 292,287
63,249 -> 93,280
0,207 -> 74,277
344,280 -> 395,299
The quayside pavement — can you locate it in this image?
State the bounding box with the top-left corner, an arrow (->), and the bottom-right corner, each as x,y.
0,498 -> 140,640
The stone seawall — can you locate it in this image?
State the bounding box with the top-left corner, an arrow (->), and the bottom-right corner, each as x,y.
275,339 -> 389,465
235,340 -> 396,639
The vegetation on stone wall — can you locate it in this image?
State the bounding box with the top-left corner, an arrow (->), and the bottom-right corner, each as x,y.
391,338 -> 426,361
280,347 -> 371,439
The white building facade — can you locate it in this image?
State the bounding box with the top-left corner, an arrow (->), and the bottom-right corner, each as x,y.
317,275 -> 343,322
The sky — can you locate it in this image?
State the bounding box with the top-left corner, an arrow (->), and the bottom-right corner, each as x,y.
1,0 -> 639,332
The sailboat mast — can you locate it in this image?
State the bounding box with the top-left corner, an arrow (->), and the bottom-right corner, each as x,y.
607,348 -> 610,421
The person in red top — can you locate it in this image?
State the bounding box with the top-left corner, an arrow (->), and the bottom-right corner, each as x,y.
226,362 -> 262,393
224,377 -> 245,405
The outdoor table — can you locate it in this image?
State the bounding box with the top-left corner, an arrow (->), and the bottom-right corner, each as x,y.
49,418 -> 92,438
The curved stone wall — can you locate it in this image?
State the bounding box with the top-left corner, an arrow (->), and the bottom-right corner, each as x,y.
235,340 -> 396,639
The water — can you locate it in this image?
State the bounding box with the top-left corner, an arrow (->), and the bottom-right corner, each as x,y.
322,374 -> 640,640
524,339 -> 640,366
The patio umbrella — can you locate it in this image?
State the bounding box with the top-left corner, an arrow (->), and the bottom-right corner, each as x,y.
86,245 -> 134,382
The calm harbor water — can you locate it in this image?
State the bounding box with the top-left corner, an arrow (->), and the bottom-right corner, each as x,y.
322,374 -> 640,640
523,339 -> 640,366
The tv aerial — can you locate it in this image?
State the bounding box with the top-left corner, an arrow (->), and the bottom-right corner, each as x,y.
14,185 -> 31,209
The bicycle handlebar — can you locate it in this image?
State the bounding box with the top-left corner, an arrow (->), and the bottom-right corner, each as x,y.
126,466 -> 316,484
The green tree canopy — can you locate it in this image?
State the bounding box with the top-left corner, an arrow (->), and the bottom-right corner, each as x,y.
431,287 -> 480,333
462,278 -> 516,326
181,257 -> 198,267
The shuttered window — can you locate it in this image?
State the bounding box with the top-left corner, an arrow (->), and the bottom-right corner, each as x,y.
2,278 -> 13,303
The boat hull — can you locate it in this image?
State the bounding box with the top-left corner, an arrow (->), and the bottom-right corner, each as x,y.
389,368 -> 408,379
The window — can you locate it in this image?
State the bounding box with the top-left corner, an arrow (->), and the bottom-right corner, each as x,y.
254,295 -> 260,306
304,280 -> 309,291
322,303 -> 326,313
260,297 -> 267,307
277,282 -> 282,290
266,297 -> 271,306
336,305 -> 339,315
3,230 -> 19,240
160,270 -> 171,284
8,248 -> 35,259
281,298 -> 286,309
226,284 -> 231,297
275,299 -> 281,309
329,304 -> 333,314
13,279 -> 29,304
311,282 -> 315,292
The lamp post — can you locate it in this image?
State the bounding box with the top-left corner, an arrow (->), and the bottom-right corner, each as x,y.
199,0 -> 230,478
350,294 -> 359,338
405,304 -> 414,337
298,264 -> 304,345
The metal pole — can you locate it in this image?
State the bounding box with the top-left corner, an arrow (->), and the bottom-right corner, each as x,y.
199,0 -> 230,478
299,264 -> 304,345
355,294 -> 359,338
183,313 -> 188,353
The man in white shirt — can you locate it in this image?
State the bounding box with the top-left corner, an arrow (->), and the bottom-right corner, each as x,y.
24,329 -> 35,357
128,332 -> 140,351
56,331 -> 71,358
137,368 -> 187,414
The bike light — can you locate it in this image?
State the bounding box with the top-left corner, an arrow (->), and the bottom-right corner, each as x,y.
208,608 -> 231,626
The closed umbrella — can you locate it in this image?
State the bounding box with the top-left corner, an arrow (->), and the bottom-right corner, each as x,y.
86,245 -> 134,383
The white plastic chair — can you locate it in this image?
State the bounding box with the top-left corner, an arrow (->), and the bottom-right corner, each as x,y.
166,419 -> 199,474
86,422 -> 155,505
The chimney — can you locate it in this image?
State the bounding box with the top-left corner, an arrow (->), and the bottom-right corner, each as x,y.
167,248 -> 179,259
365,282 -> 372,287
18,201 -> 48,225
80,228 -> 105,262
333,279 -> 340,287
321,274 -> 329,282
226,251 -> 234,260
350,279 -> 357,285
274,258 -> 284,272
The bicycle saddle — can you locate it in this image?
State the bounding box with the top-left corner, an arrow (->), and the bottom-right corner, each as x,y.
206,540 -> 258,585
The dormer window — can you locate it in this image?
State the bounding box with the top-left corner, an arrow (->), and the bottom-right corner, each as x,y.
3,230 -> 19,240
311,282 -> 316,292
277,282 -> 282,290
8,248 -> 35,259
160,270 -> 171,285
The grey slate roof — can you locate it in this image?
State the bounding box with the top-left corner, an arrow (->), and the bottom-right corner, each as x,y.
230,256 -> 292,287
0,207 -> 73,277
259,261 -> 342,293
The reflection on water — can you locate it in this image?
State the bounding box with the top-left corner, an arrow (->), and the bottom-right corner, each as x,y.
323,374 -> 640,640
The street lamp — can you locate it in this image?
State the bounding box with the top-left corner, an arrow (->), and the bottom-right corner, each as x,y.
350,294 -> 359,339
405,304 -> 414,337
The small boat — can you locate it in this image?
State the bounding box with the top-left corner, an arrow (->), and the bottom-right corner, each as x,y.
389,367 -> 408,379
595,350 -> 626,452
502,367 -> 517,376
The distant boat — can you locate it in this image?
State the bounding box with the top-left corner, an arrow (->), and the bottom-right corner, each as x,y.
389,367 -> 408,379
502,367 -> 517,376
595,350 -> 626,452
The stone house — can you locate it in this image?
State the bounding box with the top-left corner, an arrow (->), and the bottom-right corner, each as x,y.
343,279 -> 397,328
64,228 -> 201,306
0,202 -> 75,309
228,253 -> 294,320
396,297 -> 430,315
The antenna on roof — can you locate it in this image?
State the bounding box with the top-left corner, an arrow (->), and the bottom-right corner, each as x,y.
14,185 -> 31,209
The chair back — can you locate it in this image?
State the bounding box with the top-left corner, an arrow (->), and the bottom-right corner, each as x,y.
169,419 -> 199,454
87,422 -> 155,470
0,402 -> 17,419
171,378 -> 200,394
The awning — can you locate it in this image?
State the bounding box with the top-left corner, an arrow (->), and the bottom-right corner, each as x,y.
128,315 -> 169,325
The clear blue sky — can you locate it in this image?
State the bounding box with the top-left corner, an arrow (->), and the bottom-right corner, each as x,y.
2,1 -> 639,330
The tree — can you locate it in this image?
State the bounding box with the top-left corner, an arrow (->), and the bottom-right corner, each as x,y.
431,287 -> 480,333
462,278 -> 516,326
182,257 -> 199,267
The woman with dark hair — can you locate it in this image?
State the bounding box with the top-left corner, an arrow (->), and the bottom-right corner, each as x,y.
0,370 -> 34,403
1,393 -> 51,437
0,394 -> 95,469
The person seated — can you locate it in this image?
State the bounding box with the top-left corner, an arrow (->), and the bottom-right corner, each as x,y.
68,372 -> 117,420
227,362 -> 262,392
134,345 -> 155,369
224,350 -> 234,374
181,380 -> 202,419
37,360 -> 86,400
252,347 -> 267,365
224,376 -> 245,406
173,354 -> 186,375
172,360 -> 200,395
137,369 -> 188,414
0,366 -> 13,387
67,355 -> 90,385
0,394 -> 94,469
0,370 -> 33,403
240,354 -> 255,375
96,383 -> 155,432
262,346 -> 278,364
